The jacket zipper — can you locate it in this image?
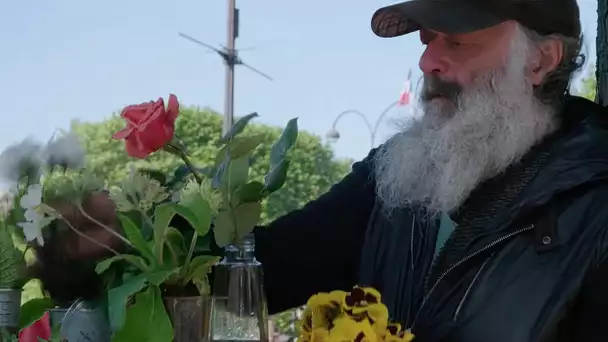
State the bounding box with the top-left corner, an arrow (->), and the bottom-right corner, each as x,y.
452,253 -> 494,322
410,224 -> 535,329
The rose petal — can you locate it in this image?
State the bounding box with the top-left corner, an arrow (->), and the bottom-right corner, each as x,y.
166,94 -> 180,122
121,102 -> 153,126
112,127 -> 133,140
124,135 -> 154,159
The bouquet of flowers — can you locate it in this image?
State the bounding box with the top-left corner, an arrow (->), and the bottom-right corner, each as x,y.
298,287 -> 414,342
84,93 -> 299,341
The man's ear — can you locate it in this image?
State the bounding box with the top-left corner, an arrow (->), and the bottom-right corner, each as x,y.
530,38 -> 564,86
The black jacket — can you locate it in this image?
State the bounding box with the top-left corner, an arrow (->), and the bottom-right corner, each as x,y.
255,96 -> 608,341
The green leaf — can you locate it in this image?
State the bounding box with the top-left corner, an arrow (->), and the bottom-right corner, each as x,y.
214,134 -> 265,167
163,227 -> 186,266
178,193 -> 213,237
234,181 -> 265,203
217,112 -> 259,144
0,224 -> 26,288
107,274 -> 149,332
263,118 -> 298,194
117,213 -> 155,265
185,255 -> 220,295
214,202 -> 262,247
111,286 -> 173,342
95,255 -> 147,274
269,118 -> 299,166
154,203 -> 211,259
19,298 -> 56,329
224,156 -> 250,192
264,159 -> 290,193
145,269 -> 179,286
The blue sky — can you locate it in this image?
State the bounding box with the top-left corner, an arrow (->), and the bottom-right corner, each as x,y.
0,0 -> 599,161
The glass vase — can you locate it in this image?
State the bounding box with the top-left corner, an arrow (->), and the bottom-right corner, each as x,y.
164,295 -> 212,342
210,235 -> 269,342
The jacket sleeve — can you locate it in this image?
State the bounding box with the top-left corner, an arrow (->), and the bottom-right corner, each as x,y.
566,257 -> 608,341
254,149 -> 377,314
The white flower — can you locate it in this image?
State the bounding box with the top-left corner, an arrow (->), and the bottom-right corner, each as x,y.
17,221 -> 44,246
20,184 -> 42,210
44,132 -> 85,169
17,184 -> 54,246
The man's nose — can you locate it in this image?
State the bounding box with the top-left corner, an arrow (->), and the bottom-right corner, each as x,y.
419,44 -> 448,75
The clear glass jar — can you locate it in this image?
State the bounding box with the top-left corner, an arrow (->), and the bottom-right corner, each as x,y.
210,235 -> 268,342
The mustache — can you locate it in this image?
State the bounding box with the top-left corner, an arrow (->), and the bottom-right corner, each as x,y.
421,75 -> 463,102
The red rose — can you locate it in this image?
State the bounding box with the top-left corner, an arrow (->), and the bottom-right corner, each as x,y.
113,94 -> 180,158
18,312 -> 51,342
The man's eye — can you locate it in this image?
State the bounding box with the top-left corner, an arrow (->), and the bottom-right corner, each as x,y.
448,40 -> 463,48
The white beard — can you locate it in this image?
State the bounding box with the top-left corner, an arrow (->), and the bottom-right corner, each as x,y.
374,29 -> 559,214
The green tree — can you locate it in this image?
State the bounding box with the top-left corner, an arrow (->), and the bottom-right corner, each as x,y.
577,65 -> 597,101
71,106 -> 352,223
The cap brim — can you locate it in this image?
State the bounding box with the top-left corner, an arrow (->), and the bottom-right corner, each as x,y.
371,0 -> 505,38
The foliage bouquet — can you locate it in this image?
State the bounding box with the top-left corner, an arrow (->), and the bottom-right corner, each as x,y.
91,94 -> 298,341
297,287 -> 415,342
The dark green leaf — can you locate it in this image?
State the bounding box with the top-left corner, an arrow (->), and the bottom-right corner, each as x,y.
269,118 -> 298,166
111,285 -> 173,342
164,227 -> 186,266
214,134 -> 265,167
107,274 -> 149,332
95,254 -> 147,274
214,202 -> 262,247
234,181 -> 265,203
179,192 -> 213,237
223,155 -> 250,192
117,213 -> 155,265
263,159 -> 290,193
217,112 -> 259,144
19,298 -> 56,329
145,269 -> 179,286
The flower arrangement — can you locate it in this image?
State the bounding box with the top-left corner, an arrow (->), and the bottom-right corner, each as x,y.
82,93 -> 299,341
298,287 -> 415,342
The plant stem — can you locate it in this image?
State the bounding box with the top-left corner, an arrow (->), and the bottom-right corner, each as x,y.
76,204 -> 132,247
167,143 -> 203,185
180,234 -> 198,281
60,217 -> 121,256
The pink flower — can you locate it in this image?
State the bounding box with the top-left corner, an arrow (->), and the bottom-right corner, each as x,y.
113,94 -> 180,158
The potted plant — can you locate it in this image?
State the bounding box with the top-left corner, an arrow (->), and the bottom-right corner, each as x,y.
91,94 -> 298,342
0,134 -> 115,341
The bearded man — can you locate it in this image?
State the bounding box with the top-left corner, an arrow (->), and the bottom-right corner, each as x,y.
35,0 -> 608,341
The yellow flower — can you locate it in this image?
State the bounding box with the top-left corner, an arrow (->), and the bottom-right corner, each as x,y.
311,328 -> 330,342
385,323 -> 415,342
328,316 -> 378,342
342,287 -> 389,336
343,287 -> 383,310
307,291 -> 347,328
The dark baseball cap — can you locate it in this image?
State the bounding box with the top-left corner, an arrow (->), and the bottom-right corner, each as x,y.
371,0 -> 580,39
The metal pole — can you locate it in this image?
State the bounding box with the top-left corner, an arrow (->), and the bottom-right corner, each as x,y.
223,0 -> 237,135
